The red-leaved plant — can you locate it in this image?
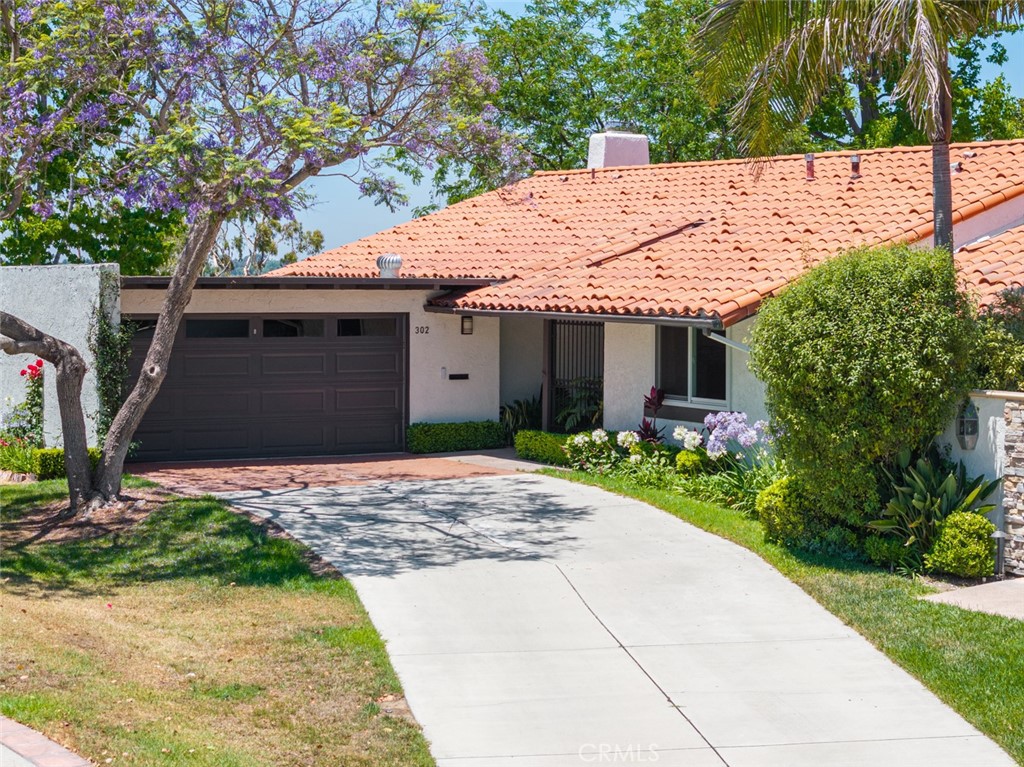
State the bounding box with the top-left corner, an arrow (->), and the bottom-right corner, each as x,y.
638,386 -> 666,442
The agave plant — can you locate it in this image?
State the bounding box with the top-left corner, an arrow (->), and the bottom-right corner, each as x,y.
868,445 -> 1000,560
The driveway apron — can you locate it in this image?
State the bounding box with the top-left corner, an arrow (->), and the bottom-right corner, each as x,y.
215,473 -> 1014,767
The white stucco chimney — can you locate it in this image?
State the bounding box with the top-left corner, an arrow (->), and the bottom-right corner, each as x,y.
587,130 -> 650,169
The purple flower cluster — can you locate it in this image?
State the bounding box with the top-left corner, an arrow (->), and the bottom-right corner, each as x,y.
3,0 -> 522,228
703,412 -> 770,459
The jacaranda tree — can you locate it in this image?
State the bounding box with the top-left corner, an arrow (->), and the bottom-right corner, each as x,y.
0,0 -> 509,510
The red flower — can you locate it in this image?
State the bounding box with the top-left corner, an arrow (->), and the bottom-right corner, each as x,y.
35,359 -> 43,367
19,369 -> 27,376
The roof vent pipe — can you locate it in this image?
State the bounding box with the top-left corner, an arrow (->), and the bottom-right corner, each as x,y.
805,153 -> 815,181
376,253 -> 402,278
850,154 -> 861,179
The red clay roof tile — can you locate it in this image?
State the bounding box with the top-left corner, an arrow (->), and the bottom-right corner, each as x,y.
270,140 -> 1024,323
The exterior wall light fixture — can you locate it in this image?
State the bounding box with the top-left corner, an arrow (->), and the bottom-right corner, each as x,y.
956,399 -> 979,451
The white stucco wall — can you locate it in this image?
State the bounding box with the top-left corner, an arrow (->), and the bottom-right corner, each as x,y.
939,390 -> 1019,527
0,264 -> 119,446
499,315 -> 544,404
121,286 -> 500,425
602,322 -> 656,432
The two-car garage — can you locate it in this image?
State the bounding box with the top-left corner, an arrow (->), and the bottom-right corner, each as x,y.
127,313 -> 408,462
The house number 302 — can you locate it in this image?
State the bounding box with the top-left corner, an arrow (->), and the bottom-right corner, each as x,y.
415,326 -> 430,334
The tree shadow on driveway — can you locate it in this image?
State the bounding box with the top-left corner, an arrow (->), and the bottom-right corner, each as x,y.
218,475 -> 595,579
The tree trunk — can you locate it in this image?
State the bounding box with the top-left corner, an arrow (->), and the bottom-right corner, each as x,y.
93,210 -> 225,500
931,65 -> 955,253
0,312 -> 92,510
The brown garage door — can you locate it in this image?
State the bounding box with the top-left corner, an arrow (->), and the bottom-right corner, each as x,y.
126,314 -> 407,462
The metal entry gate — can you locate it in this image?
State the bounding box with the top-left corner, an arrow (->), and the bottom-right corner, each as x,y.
545,319 -> 604,432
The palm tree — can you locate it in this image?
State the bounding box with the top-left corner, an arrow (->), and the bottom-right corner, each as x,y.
696,0 -> 1022,251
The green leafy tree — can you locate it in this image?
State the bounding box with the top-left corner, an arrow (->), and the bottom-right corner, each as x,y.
209,212 -> 325,276
696,1 -> 1024,251
749,244 -> 977,527
1,0 -> 514,510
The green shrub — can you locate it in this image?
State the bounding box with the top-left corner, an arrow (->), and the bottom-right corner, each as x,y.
675,450 -> 704,476
406,421 -> 506,454
514,430 -> 570,466
924,511 -> 996,578
869,445 -> 999,566
975,317 -> 1024,392
750,244 -> 977,525
499,394 -> 542,443
33,447 -> 103,480
755,476 -> 814,546
865,535 -> 910,570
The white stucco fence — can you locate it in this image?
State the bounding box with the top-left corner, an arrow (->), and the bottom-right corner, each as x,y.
0,264 -> 118,447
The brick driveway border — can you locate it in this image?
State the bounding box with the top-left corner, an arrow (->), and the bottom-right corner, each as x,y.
129,449 -> 537,496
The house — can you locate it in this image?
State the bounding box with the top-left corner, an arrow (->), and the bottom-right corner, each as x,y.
6,135 -> 1020,462
112,134 -> 1024,462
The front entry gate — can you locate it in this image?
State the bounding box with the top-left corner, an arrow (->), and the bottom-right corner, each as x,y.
544,319 -> 604,433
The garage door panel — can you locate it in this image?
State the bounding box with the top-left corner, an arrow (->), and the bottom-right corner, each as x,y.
182,390 -> 253,415
335,387 -> 400,411
261,353 -> 327,376
183,354 -> 250,378
181,426 -> 251,453
334,420 -> 403,448
260,389 -> 326,414
335,351 -> 402,375
130,428 -> 176,459
260,421 -> 327,449
128,313 -> 407,461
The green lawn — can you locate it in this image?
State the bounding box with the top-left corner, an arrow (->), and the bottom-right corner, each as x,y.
0,480 -> 433,767
555,471 -> 1024,765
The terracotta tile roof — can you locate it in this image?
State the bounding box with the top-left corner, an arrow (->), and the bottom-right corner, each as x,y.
272,140 -> 1024,325
957,223 -> 1024,307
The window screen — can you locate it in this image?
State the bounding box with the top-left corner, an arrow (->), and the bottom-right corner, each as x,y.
338,317 -> 397,337
263,319 -> 325,338
694,330 -> 727,401
658,326 -> 689,398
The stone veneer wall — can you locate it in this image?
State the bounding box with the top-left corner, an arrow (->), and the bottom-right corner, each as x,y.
1003,400 -> 1024,575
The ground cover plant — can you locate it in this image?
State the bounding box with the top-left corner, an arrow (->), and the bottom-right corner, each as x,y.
556,470 -> 1024,764
0,479 -> 433,767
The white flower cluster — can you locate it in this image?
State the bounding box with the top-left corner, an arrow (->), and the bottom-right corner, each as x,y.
616,430 -> 640,448
672,425 -> 703,451
591,428 -> 608,444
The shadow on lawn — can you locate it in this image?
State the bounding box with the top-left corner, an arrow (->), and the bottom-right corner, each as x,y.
1,495 -> 319,596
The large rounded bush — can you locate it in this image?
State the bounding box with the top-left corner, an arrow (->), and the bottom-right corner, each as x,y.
924,511 -> 995,578
750,245 -> 976,525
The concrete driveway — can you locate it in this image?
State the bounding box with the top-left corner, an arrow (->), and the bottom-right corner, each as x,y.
145,461 -> 1015,767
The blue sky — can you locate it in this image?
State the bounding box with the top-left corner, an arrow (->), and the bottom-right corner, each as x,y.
294,12 -> 1024,253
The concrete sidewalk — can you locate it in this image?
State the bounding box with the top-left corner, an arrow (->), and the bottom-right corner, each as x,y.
221,473 -> 1015,767
925,577 -> 1024,620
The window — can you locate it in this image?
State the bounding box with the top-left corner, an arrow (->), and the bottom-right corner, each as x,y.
263,318 -> 325,338
657,326 -> 728,403
186,319 -> 249,338
338,317 -> 397,337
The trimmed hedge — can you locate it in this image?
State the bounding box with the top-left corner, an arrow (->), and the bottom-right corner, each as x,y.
34,448 -> 102,480
406,421 -> 506,454
514,430 -> 570,466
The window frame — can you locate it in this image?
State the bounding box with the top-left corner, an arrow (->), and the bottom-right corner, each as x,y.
656,325 -> 730,408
